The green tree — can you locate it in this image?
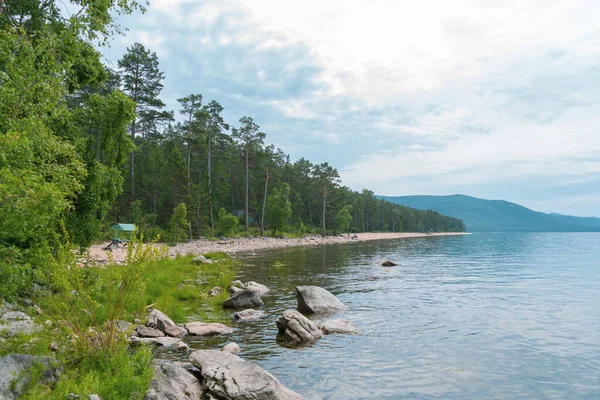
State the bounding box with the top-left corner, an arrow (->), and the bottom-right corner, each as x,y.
177,93 -> 203,239
232,116 -> 265,232
204,100 -> 230,230
265,184 -> 292,234
336,205 -> 353,233
168,203 -> 189,243
118,42 -> 167,202
216,208 -> 238,237
312,162 -> 340,236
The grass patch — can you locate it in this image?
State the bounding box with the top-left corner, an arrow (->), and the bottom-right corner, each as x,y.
22,344 -> 153,400
9,243 -> 240,398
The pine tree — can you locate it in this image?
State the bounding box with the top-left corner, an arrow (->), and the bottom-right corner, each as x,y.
118,42 -> 167,203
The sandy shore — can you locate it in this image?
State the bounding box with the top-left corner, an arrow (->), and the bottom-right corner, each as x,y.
86,232 -> 466,264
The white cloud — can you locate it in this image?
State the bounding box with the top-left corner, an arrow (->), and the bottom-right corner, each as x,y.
107,0 -> 600,214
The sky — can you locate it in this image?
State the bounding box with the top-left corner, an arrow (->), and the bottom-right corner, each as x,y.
84,0 -> 600,216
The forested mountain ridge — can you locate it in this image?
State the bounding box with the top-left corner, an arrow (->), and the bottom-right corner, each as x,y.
379,194 -> 600,232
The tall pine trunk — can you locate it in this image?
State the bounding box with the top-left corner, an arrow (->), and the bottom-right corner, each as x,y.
261,167 -> 269,236
187,141 -> 192,240
129,121 -> 136,203
321,181 -> 327,237
244,146 -> 249,232
208,127 -> 214,230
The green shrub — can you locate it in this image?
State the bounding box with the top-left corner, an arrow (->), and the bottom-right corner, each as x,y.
216,208 -> 238,237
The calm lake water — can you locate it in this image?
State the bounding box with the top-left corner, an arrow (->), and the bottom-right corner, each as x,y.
187,233 -> 600,399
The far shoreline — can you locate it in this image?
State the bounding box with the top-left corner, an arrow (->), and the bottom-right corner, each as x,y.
86,232 -> 468,264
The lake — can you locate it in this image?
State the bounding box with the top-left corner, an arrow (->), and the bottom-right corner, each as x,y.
189,233 -> 600,399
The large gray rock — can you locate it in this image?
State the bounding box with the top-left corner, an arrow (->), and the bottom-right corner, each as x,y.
233,309 -> 265,321
189,350 -> 301,400
144,359 -> 203,400
0,311 -> 40,337
318,319 -> 359,335
276,310 -> 323,343
296,286 -> 346,314
147,309 -> 185,338
223,290 -> 263,309
185,322 -> 233,336
192,255 -> 213,265
244,281 -> 269,296
0,354 -> 61,400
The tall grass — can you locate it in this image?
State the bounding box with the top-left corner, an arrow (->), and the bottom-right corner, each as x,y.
9,246 -> 239,398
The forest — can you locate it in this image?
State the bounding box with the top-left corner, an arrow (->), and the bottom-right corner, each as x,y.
0,0 -> 464,297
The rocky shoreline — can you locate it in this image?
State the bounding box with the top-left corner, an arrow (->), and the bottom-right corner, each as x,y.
86,232 -> 466,264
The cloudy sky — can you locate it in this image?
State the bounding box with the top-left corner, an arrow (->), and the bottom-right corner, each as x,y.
95,0 -> 600,216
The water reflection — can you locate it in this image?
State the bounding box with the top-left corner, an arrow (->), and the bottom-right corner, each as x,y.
164,233 -> 600,399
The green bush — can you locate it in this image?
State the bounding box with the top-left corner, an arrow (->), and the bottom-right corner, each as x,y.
216,208 -> 238,237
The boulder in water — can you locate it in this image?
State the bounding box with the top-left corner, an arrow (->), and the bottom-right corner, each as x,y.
296,286 -> 346,314
276,309 -> 323,343
244,281 -> 269,296
318,319 -> 359,335
189,350 -> 301,399
223,290 -> 263,309
376,258 -> 398,266
185,322 -> 233,336
233,309 -> 265,321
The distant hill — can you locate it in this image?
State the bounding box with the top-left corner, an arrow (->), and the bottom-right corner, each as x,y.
378,194 -> 600,232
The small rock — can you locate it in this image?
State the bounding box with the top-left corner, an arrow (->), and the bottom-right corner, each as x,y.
0,311 -> 40,337
223,290 -> 263,309
244,281 -> 269,296
129,336 -> 183,348
147,309 -> 185,337
221,342 -> 241,355
136,326 -> 165,338
68,394 -> 82,399
49,342 -> 59,352
376,258 -> 398,266
33,305 -> 43,315
276,309 -> 323,343
185,322 -> 233,336
233,309 -> 265,321
296,286 -> 346,314
88,395 -> 102,400
318,319 -> 359,335
228,286 -> 243,295
230,280 -> 245,289
192,255 -> 212,265
209,286 -> 222,297
155,337 -> 184,347
176,341 -> 190,351
116,320 -> 133,333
